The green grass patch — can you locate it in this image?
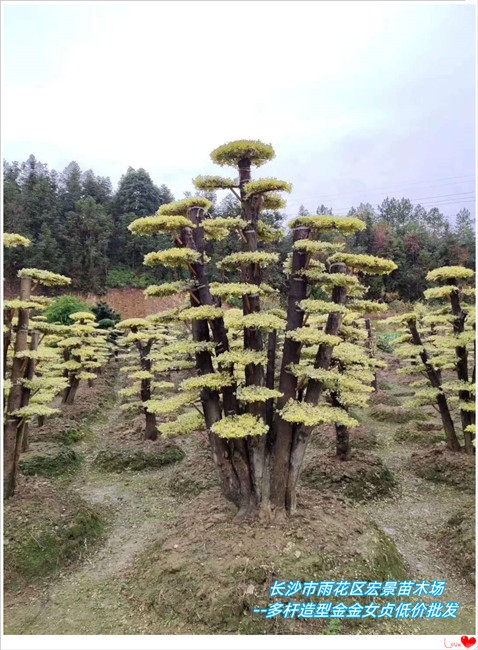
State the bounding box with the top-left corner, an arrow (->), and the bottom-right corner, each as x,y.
20,446 -> 83,478
93,444 -> 185,473
394,423 -> 443,445
376,332 -> 400,353
61,428 -> 84,445
7,509 -> 104,582
372,392 -> 402,407
5,486 -> 105,589
369,404 -> 429,424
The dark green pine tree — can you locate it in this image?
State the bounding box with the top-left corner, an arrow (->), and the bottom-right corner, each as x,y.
18,155 -> 58,241
109,168 -> 174,274
113,167 -> 163,217
82,169 -> 113,208
59,161 -> 83,214
3,163 -> 29,280
158,183 -> 175,205
62,197 -> 113,293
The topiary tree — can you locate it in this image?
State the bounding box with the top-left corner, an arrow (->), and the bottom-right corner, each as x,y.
3,246 -> 72,497
116,316 -> 183,440
128,140 -> 397,520
57,311 -> 110,404
17,317 -> 74,450
291,299 -> 388,461
389,265 -> 475,453
425,266 -> 475,453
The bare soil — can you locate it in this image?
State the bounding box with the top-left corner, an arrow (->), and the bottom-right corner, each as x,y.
3,354 -> 476,636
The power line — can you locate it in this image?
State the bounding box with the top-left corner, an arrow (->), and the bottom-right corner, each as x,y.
287,196 -> 476,218
331,199 -> 476,217
407,191 -> 475,202
326,197 -> 475,216
314,174 -> 475,202
329,193 -> 475,214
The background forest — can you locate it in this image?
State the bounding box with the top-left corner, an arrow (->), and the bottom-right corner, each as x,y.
3,155 -> 475,301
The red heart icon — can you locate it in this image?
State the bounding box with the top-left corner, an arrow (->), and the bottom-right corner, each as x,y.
461,637 -> 476,649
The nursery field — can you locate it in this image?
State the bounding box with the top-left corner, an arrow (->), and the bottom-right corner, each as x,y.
3,345 -> 475,635
3,140 -> 476,637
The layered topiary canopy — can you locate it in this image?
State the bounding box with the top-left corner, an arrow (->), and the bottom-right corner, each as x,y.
122,138 -> 397,520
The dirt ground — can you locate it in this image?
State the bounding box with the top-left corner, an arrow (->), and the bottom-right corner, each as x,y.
3,356 -> 476,636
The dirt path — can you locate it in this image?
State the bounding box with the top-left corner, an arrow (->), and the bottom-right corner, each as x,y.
4,390 -> 178,635
357,396 -> 476,633
5,370 -> 476,635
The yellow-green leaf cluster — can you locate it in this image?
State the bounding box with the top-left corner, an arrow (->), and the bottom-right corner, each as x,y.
289,216 -> 366,234
210,140 -> 275,168
211,413 -> 269,438
144,248 -> 201,268
129,215 -> 194,235
217,251 -> 279,270
4,233 -> 31,248
158,197 -> 212,216
18,268 -> 71,286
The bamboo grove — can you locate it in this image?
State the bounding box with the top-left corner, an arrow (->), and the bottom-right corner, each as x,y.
125,139 -> 398,520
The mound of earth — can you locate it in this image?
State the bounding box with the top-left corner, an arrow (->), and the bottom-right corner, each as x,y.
309,424 -> 378,451
394,422 -> 445,445
409,448 -> 475,493
4,476 -> 105,590
20,443 -> 82,478
93,441 -> 185,472
30,418 -> 85,446
301,450 -> 396,502
370,391 -> 402,407
437,503 -> 475,585
369,404 -> 429,424
123,488 -> 407,635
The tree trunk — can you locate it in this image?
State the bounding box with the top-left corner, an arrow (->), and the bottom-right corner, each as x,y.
365,318 -> 377,391
330,393 -> 350,460
265,329 -> 277,427
144,410 -> 157,441
3,308 -> 13,378
236,159 -> 270,515
335,424 -> 350,460
182,209 -> 246,509
449,288 -> 475,453
269,225 -> 310,516
63,377 -> 80,405
407,319 -> 461,451
4,277 -> 32,499
138,339 -> 157,441
20,330 -> 40,453
285,262 -> 348,513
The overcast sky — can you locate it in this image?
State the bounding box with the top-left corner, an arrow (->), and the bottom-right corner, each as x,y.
2,1 -> 476,221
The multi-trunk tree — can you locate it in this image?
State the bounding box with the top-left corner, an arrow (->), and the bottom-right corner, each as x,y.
131,140 -> 397,520
116,316 -> 189,440
391,265 -> 475,453
3,234 -> 72,497
57,311 -> 110,404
